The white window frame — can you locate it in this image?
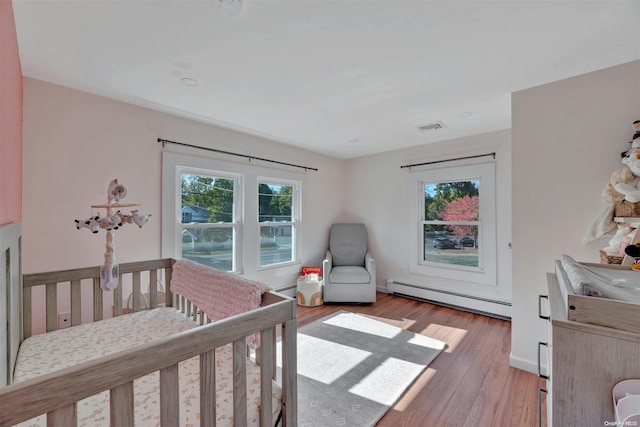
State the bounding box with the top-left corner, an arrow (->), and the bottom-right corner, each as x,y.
162,152 -> 304,278
408,162 -> 497,286
177,168 -> 242,272
257,177 -> 301,269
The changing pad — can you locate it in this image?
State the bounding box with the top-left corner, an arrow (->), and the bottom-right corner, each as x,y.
560,255 -> 640,302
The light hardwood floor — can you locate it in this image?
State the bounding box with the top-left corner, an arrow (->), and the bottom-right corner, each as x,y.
296,292 -> 546,427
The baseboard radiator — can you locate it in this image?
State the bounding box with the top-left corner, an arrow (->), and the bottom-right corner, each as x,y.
387,279 -> 511,320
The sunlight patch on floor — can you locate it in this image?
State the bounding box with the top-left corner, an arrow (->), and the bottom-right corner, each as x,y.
392,367 -> 438,411
358,314 -> 417,330
421,323 -> 467,353
323,312 -> 403,339
296,333 -> 372,384
348,357 -> 426,405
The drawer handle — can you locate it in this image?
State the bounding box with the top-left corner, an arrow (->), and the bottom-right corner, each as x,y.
537,341 -> 549,380
538,294 -> 550,321
538,388 -> 548,427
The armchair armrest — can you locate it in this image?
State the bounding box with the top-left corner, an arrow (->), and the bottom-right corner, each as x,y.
365,252 -> 376,286
323,250 -> 333,280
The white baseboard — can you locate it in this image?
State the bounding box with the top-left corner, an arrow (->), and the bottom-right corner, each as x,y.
509,353 -> 545,376
387,280 -> 511,319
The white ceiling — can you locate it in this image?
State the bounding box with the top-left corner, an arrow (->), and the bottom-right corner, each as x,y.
12,0 -> 640,159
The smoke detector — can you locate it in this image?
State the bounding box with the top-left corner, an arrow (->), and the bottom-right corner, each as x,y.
417,121 -> 446,133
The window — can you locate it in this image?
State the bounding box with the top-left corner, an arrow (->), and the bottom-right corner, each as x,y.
409,163 -> 496,285
180,172 -> 239,272
258,180 -> 299,267
162,152 -> 305,279
423,180 -> 480,268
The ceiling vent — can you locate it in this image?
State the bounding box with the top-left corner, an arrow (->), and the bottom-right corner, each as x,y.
417,121 -> 446,133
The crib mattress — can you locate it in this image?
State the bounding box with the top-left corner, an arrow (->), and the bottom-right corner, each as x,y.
13,308 -> 281,426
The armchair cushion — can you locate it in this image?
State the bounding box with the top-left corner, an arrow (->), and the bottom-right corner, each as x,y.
329,266 -> 371,284
329,223 -> 367,266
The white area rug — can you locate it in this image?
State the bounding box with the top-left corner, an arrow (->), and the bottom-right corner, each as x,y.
295,311 -> 445,427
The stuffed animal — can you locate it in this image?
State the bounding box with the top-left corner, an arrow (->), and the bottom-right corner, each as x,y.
602,226 -> 634,256
107,179 -> 128,203
632,120 -> 640,142
624,240 -> 640,270
97,213 -> 123,231
75,215 -> 100,233
131,210 -> 151,228
603,166 -> 636,203
615,137 -> 640,202
621,120 -> 640,160
115,210 -> 133,224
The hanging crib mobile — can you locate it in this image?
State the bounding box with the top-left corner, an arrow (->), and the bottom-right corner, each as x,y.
74,179 -> 152,291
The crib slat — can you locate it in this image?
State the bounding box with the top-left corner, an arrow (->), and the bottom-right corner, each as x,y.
113,278 -> 123,316
260,328 -> 274,426
46,283 -> 57,332
200,349 -> 216,427
160,364 -> 179,427
93,277 -> 103,321
150,269 -> 158,308
47,403 -> 76,426
70,280 -> 81,327
110,381 -> 134,427
165,267 -> 173,307
282,318 -> 298,425
133,271 -> 141,312
232,338 -> 247,427
23,286 -> 32,339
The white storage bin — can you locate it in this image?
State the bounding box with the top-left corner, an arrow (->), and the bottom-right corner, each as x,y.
613,379 -> 640,424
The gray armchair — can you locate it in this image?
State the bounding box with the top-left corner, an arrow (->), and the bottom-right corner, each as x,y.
322,223 -> 376,303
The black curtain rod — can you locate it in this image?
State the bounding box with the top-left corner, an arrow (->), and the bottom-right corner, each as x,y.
158,138 -> 318,172
400,152 -> 496,169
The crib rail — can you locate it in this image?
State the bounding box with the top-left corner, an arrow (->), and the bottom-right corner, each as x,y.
0,292 -> 298,427
22,259 -> 174,338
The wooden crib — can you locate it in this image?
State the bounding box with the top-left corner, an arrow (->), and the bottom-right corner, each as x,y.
0,222 -> 298,426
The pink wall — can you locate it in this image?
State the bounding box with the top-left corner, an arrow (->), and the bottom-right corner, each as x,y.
22,78 -> 344,333
0,0 -> 23,225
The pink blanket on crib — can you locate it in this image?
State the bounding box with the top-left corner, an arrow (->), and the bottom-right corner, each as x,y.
171,259 -> 270,348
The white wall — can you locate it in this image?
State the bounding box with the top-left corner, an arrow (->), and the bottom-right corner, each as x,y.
22,78 -> 345,332
511,60 -> 640,372
341,129 -> 512,303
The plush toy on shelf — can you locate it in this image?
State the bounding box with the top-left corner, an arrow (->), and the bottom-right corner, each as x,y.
584,120 -> 640,258
615,137 -> 640,203
601,226 -> 636,258
603,167 -> 636,204
624,241 -> 640,270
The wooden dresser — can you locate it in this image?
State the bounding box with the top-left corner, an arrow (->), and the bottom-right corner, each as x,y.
540,270 -> 640,427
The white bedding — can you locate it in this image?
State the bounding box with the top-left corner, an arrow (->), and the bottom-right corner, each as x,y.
560,255 -> 640,302
14,308 -> 281,426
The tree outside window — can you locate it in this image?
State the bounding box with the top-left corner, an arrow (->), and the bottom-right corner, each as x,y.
180,173 -> 236,271
258,182 -> 296,267
423,180 -> 480,267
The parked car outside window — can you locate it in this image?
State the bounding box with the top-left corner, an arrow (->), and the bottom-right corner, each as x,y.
458,236 -> 476,247
433,237 -> 457,249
